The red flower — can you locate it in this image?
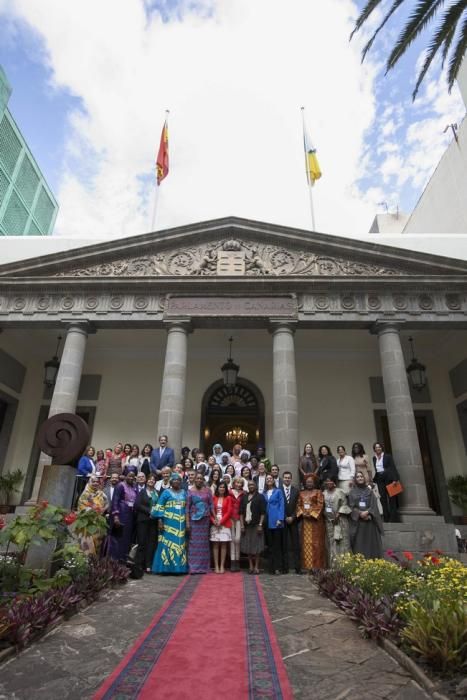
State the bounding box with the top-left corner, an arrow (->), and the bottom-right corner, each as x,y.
40,500 -> 49,509
402,551 -> 414,561
64,512 -> 77,526
430,556 -> 441,565
0,518 -> 5,530
385,549 -> 395,557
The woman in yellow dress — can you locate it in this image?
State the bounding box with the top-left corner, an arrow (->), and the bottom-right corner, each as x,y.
296,475 -> 326,570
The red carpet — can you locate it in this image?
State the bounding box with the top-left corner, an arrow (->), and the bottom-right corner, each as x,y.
94,573 -> 293,700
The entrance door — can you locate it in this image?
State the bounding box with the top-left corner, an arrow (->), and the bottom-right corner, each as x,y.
375,411 -> 449,517
200,379 -> 265,455
0,390 -> 19,474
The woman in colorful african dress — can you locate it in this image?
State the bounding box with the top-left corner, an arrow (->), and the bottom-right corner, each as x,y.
296,475 -> 326,570
77,474 -> 109,555
110,471 -> 137,562
152,472 -> 188,574
186,472 -> 214,574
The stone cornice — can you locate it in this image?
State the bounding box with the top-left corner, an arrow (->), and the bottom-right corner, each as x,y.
0,288 -> 466,329
2,217 -> 467,278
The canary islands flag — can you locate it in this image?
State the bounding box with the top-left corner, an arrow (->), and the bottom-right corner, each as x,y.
156,119 -> 169,185
302,117 -> 322,186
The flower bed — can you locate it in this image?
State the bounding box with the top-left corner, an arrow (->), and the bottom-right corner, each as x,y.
0,501 -> 130,653
313,551 -> 467,677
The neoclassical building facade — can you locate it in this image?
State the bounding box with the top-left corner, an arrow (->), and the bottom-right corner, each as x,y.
0,217 -> 466,552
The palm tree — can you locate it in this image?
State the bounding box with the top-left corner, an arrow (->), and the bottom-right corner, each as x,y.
351,0 -> 467,100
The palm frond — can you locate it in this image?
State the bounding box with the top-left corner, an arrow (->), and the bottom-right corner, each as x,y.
447,11 -> 467,90
412,0 -> 467,98
386,0 -> 445,70
441,22 -> 456,66
350,0 -> 386,40
361,0 -> 406,62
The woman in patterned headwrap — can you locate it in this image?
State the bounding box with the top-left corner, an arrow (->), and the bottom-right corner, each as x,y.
77,475 -> 109,555
152,472 -> 188,574
186,472 -> 214,574
212,443 -> 224,466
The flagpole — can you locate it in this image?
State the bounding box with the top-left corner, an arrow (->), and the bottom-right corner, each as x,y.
301,106 -> 316,231
151,182 -> 159,231
151,109 -> 169,231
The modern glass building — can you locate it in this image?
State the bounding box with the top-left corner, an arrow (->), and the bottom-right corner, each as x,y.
0,66 -> 58,236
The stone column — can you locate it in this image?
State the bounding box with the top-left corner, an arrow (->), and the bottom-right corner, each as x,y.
157,322 -> 190,459
30,324 -> 89,505
48,324 -> 88,417
375,322 -> 433,516
271,323 -> 299,475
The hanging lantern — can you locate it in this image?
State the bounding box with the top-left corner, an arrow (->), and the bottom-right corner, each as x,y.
221,336 -> 239,387
43,335 -> 62,388
406,336 -> 427,391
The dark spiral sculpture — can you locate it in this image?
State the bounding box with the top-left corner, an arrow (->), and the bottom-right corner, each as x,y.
37,413 -> 90,464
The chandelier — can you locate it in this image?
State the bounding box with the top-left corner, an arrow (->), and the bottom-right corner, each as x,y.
225,427 -> 248,445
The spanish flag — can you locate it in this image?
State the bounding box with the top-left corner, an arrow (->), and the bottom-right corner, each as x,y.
156,119 -> 169,185
302,111 -> 322,186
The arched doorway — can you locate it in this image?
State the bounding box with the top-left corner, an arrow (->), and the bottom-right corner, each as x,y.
200,378 -> 265,455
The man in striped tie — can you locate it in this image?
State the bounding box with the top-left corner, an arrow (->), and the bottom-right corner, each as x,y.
281,471 -> 301,574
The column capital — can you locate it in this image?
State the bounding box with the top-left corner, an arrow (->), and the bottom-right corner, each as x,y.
370,320 -> 406,336
268,319 -> 297,335
60,320 -> 96,335
163,319 -> 193,334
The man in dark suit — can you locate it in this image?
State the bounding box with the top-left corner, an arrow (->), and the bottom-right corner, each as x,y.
281,471 -> 301,574
150,435 -> 175,476
271,464 -> 283,489
135,471 -> 146,494
253,461 -> 268,494
104,472 -> 120,513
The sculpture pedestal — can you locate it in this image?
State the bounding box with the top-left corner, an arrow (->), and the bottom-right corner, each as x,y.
37,464 -> 76,509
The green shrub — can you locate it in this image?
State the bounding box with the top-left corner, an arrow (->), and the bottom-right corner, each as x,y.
401,595 -> 467,674
335,553 -> 408,598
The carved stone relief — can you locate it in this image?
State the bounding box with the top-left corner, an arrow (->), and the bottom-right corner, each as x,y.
55,239 -> 404,278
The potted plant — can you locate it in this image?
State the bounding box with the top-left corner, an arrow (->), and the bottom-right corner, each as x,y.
0,469 -> 23,514
447,474 -> 467,523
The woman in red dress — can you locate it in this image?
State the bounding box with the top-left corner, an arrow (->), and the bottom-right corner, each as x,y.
210,481 -> 233,574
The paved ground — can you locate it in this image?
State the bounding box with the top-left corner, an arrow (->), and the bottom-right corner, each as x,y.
0,573 -> 430,700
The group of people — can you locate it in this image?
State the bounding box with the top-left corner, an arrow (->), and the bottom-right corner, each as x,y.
75,436 -> 400,575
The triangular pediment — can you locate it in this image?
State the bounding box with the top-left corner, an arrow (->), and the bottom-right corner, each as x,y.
1,217 -> 467,279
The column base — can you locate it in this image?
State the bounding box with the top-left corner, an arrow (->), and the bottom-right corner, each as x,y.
399,513 -> 444,523
398,505 -> 437,519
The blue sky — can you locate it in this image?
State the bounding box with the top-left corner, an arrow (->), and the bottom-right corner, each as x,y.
0,0 -> 465,237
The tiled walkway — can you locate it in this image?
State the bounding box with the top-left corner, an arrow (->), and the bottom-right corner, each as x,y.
0,573 -> 429,699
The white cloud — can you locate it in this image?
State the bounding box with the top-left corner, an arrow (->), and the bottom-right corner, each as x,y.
3,0 -> 464,239
2,0 -> 385,237
381,119 -> 396,137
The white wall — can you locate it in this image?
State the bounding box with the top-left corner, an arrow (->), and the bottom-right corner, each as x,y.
402,114 -> 467,233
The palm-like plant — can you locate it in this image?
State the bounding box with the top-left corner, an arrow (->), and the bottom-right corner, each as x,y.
351,0 -> 467,99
